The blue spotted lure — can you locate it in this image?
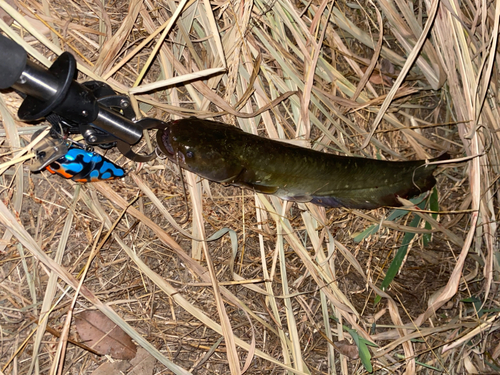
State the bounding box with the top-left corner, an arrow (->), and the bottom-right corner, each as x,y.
31,136 -> 126,182
45,146 -> 126,182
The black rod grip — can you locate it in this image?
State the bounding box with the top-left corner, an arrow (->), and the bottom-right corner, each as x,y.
0,34 -> 27,89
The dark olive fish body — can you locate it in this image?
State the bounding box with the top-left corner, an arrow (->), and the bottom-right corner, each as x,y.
157,118 -> 444,209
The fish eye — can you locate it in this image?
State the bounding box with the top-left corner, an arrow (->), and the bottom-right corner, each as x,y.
186,151 -> 194,158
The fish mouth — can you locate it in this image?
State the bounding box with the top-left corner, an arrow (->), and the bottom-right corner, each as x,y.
157,125 -> 175,159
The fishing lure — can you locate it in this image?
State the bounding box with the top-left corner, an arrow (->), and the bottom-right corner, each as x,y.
45,147 -> 126,182
32,136 -> 126,182
157,118 -> 447,209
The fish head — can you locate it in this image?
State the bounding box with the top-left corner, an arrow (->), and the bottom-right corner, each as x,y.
157,119 -> 243,183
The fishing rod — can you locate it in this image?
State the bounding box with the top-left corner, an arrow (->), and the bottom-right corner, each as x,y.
0,33 -> 166,181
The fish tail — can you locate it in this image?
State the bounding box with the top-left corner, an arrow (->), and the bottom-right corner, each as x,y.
313,152 -> 449,209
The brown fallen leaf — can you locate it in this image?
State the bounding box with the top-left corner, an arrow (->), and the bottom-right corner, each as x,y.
334,339 -> 359,359
380,58 -> 395,76
28,315 -> 101,356
360,67 -> 393,86
75,310 -> 137,360
90,360 -> 130,375
128,348 -> 156,375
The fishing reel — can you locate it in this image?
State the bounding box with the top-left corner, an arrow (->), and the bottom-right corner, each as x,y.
0,34 -> 167,180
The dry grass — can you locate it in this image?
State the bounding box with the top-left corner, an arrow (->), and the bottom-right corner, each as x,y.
0,0 -> 499,374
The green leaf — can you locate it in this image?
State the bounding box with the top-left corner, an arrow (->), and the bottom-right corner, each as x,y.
206,227 -> 239,275
461,296 -> 484,317
344,325 -> 377,373
485,359 -> 500,373
394,353 -> 443,371
353,193 -> 428,243
423,187 -> 438,246
374,199 -> 426,305
353,224 -> 380,242
328,317 -> 378,373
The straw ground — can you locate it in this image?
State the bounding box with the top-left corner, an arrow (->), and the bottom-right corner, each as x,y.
0,0 -> 499,374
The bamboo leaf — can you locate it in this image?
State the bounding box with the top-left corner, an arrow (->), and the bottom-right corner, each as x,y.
374,198 -> 427,305
353,193 -> 428,242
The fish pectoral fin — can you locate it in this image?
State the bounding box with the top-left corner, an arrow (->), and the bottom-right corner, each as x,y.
226,175 -> 279,194
230,168 -> 279,194
246,183 -> 279,194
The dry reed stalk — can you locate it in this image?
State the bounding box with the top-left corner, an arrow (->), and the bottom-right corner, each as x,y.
0,0 -> 498,373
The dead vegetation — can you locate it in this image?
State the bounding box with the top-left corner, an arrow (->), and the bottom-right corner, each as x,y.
0,0 -> 499,374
